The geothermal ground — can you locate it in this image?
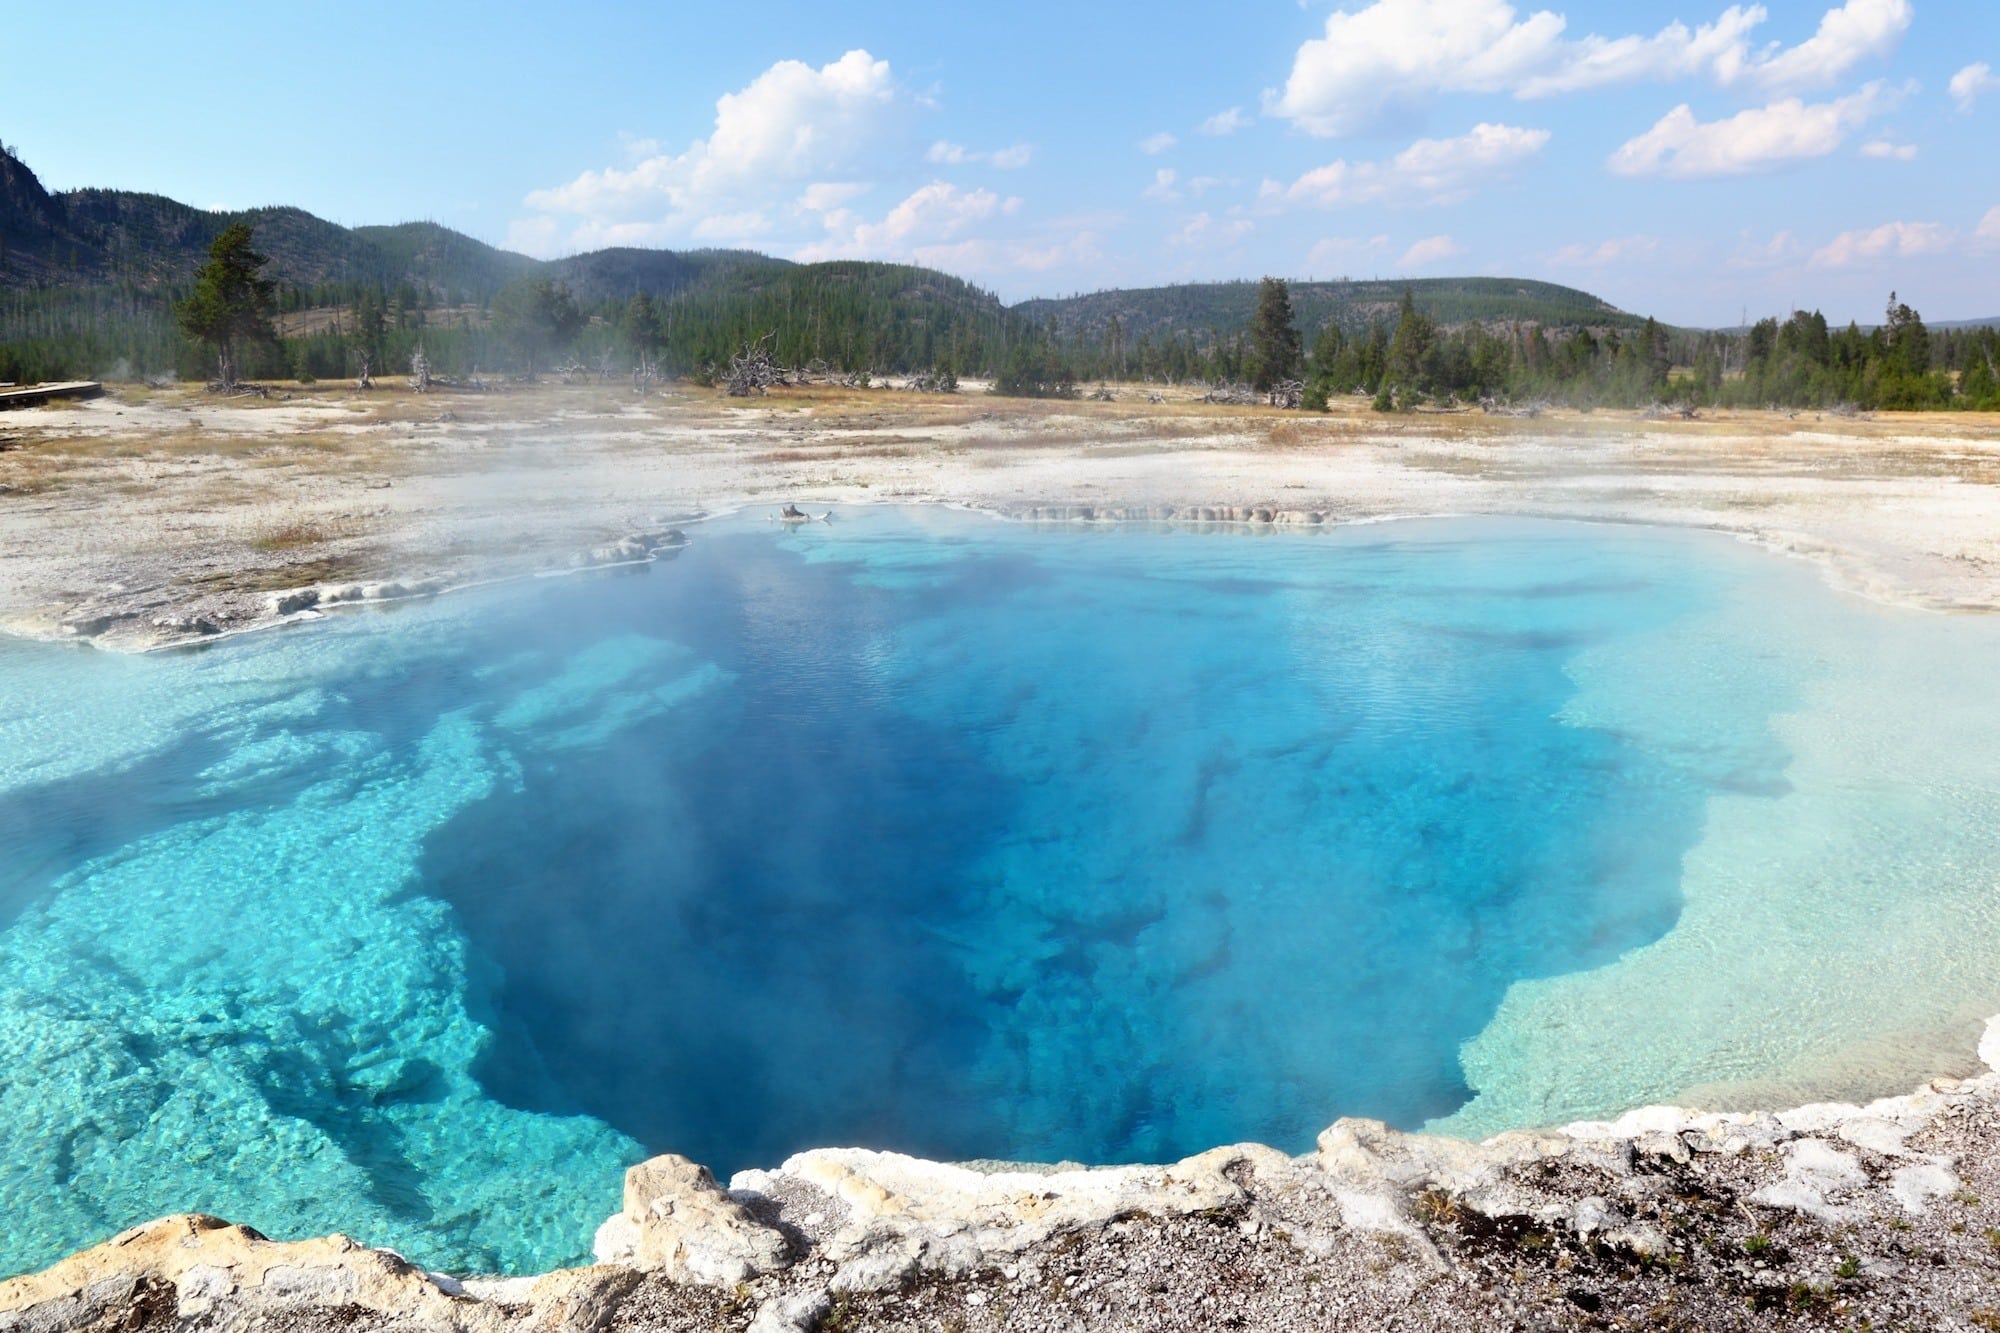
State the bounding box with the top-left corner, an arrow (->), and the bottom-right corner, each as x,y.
3,380 -> 1999,649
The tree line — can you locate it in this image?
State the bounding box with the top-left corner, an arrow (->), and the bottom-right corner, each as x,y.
7,229 -> 1998,414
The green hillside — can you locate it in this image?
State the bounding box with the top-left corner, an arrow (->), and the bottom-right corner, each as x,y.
1016,276 -> 1651,342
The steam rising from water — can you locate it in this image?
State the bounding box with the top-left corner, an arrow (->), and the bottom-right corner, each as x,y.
0,509 -> 1996,1279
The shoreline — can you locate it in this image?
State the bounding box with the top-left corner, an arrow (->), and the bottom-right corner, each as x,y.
2,496 -> 1980,661
4,379 -> 1996,656
9,1032 -> 2000,1328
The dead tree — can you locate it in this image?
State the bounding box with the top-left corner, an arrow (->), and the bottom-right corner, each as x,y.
1086,382 -> 1116,402
356,349 -> 374,390
1202,380 -> 1259,406
632,356 -> 660,395
902,367 -> 959,394
1266,379 -> 1304,409
410,346 -> 431,395
725,335 -> 785,397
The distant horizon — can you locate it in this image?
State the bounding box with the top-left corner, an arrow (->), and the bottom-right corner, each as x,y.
4,0 -> 1996,324
11,135 -> 1998,335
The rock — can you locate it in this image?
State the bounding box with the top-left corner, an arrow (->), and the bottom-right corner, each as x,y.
270,588 -> 320,616
1889,1162 -> 1961,1214
592,1155 -> 792,1286
149,613 -> 220,636
748,1288 -> 830,1333
1571,1197 -> 1625,1237
0,1215 -> 483,1332
1749,1139 -> 1868,1223
745,1143 -> 1301,1292
582,537 -> 650,567
522,1267 -> 641,1333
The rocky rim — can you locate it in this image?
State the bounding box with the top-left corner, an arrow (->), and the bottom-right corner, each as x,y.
9,1018 -> 2000,1331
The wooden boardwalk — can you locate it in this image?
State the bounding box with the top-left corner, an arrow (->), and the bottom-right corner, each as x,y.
0,381 -> 103,409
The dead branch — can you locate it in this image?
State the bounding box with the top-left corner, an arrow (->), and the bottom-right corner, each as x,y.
726,335 -> 785,397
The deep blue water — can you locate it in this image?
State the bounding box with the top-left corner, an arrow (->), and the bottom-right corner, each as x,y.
0,511 -> 1802,1274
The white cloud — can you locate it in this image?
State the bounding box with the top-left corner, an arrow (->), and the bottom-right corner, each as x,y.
689,211 -> 772,240
517,50 -> 902,253
1859,137 -> 1917,160
1975,207 -> 2000,244
1727,229 -> 1804,269
1548,235 -> 1659,267
1199,107 -> 1253,136
1608,83 -> 1893,178
1951,63 -> 2000,113
798,181 -> 1022,263
1267,0 -> 1909,137
799,181 -> 870,212
1399,235 -> 1467,268
1305,235 -> 1392,272
1749,0 -> 1912,91
928,140 -> 1034,168
1169,212 -> 1255,249
1139,131 -> 1178,155
1271,123 -> 1549,209
1808,219 -> 1953,267
616,131 -> 662,162
1142,169 -> 1182,203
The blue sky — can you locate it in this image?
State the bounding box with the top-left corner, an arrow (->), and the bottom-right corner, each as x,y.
3,0 -> 1996,324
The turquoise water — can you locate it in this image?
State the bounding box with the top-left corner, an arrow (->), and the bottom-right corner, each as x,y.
3,509 -> 2000,1277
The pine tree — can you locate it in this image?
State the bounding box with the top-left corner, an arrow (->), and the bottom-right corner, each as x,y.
1245,277 -> 1301,391
175,224 -> 276,389
1383,289 -> 1435,399
492,277 -> 584,376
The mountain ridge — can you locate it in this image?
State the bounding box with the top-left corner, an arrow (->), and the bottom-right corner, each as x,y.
0,145 -> 1656,338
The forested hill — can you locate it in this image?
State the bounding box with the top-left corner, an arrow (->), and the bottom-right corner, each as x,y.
3,144 -> 1656,340
0,144 -> 791,304
1016,277 -> 1651,341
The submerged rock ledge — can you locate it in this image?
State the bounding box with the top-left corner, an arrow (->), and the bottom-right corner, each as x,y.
11,1022 -> 2000,1331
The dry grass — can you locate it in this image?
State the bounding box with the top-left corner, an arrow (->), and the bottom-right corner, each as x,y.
250,521 -> 336,552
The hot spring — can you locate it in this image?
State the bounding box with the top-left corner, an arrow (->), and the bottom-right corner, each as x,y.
3,508 -> 1999,1277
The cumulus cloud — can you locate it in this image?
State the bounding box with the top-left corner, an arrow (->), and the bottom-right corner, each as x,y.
927,140 -> 1033,168
1749,0 -> 1912,91
516,50 -> 904,253
1976,207 -> 2000,244
1727,229 -> 1804,269
874,230 -> 1102,278
1267,0 -> 1910,136
1199,107 -> 1253,136
1608,83 -> 1893,178
1808,219 -> 1953,267
1142,169 -> 1182,203
1399,235 -> 1467,268
1547,235 -> 1660,267
1168,212 -> 1255,249
1305,235 -> 1392,273
1859,137 -> 1917,159
799,181 -> 870,212
797,181 -> 1022,263
1269,123 -> 1549,209
1951,63 -> 2000,113
1139,131 -> 1178,155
